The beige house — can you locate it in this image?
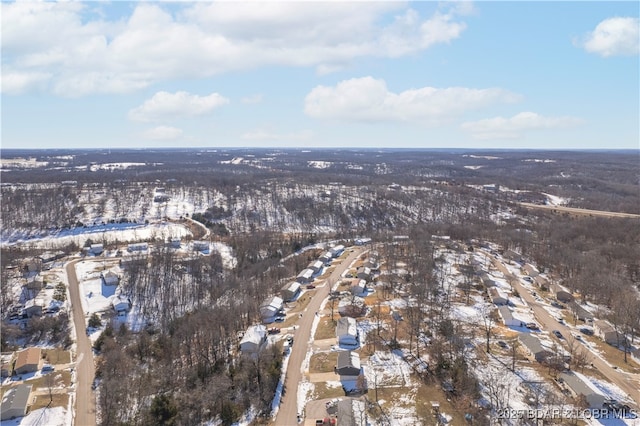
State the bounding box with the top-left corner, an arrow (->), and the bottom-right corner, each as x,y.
14,348 -> 41,375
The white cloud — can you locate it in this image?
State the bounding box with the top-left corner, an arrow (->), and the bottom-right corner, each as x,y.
242,129 -> 313,142
129,91 -> 229,122
461,112 -> 584,140
142,126 -> 183,141
304,77 -> 521,123
1,2 -> 469,96
579,17 -> 639,57
1,70 -> 51,94
241,94 -> 263,105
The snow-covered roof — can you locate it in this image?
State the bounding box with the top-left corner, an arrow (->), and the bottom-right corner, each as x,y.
337,350 -> 361,370
281,281 -> 301,293
240,325 -> 266,346
337,317 -> 358,338
298,269 -> 314,279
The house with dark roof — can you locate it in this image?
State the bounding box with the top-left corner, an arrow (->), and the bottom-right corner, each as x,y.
337,398 -> 366,426
336,351 -> 361,376
1,384 -> 32,420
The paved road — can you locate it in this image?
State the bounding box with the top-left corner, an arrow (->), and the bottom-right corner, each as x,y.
66,259 -> 97,426
489,254 -> 640,409
519,203 -> 640,219
275,247 -> 365,425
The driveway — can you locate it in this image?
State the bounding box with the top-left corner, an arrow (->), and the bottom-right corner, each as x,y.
66,259 -> 97,426
275,247 -> 365,425
489,254 -> 640,409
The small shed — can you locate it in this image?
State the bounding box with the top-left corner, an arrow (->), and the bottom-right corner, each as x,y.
0,384 -> 32,421
337,317 -> 359,347
280,282 -> 301,302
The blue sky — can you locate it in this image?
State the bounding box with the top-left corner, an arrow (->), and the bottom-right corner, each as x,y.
2,1 -> 638,150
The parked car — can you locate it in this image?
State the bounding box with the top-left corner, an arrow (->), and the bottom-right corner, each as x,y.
579,327 -> 594,336
268,327 -> 281,335
526,323 -> 540,330
307,284 -> 316,289
42,364 -> 55,372
553,330 -> 563,339
497,340 -> 508,349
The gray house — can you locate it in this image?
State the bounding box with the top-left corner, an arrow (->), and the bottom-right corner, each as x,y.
336,351 -> 361,376
337,317 -> 359,347
559,372 -> 607,408
519,333 -> 552,363
337,398 -> 367,426
1,384 -> 32,421
280,281 -> 301,302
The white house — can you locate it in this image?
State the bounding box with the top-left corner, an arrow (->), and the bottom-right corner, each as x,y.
329,245 -> 345,258
112,295 -> 131,313
337,317 -> 359,347
296,268 -> 314,284
239,325 -> 267,354
90,244 -> 104,255
498,306 -> 524,327
354,238 -> 372,246
102,271 -> 119,286
260,296 -> 284,323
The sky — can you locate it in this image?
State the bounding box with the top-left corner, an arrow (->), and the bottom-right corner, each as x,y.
1,1 -> 639,150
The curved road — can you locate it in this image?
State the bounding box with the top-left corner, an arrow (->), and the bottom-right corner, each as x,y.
66,259 -> 97,426
489,254 -> 640,409
275,247 -> 365,425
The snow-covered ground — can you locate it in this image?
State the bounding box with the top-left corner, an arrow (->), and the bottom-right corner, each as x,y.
0,406 -> 69,426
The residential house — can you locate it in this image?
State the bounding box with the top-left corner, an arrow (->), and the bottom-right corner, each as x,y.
260,296 -> 284,323
569,302 -> 594,322
102,271 -> 119,286
0,384 -> 32,421
350,280 -> 367,297
127,243 -> 148,252
112,295 -> 131,314
239,325 -> 267,354
488,288 -> 508,306
336,351 -> 361,376
23,258 -> 42,273
594,320 -> 619,346
90,244 -> 104,255
25,276 -> 44,292
319,252 -> 333,265
355,267 -> 371,282
354,238 -> 371,246
551,282 -> 574,304
498,306 -> 524,327
22,299 -> 42,318
533,275 -> 549,290
169,238 -> 181,249
280,281 -> 301,302
329,245 -> 345,258
336,398 -> 367,426
481,273 -> 497,288
308,260 -> 324,275
336,317 -> 359,347
559,372 -> 607,408
519,333 -> 552,363
522,264 -> 539,277
296,269 -> 314,284
14,347 -> 41,375
192,241 -> 209,252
